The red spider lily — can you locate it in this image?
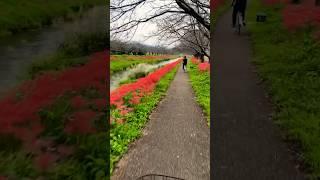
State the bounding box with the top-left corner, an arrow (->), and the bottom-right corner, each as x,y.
130,94 -> 140,105
71,95 -> 87,109
282,5 -> 320,30
110,60 -> 181,117
12,127 -> 38,143
57,145 -> 74,156
64,110 -> 97,134
120,109 -> 131,116
93,98 -> 106,111
0,176 -> 8,180
0,51 -> 107,141
191,57 -> 200,64
116,118 -> 125,124
198,62 -> 211,72
34,152 -> 58,171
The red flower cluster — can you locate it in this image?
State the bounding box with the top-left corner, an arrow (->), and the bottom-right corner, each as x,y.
110,59 -> 181,118
191,57 -> 200,64
263,0 -> 320,31
71,95 -> 87,109
198,62 -> 211,72
0,51 -> 107,170
64,110 -> 97,134
0,51 -> 106,133
282,5 -> 320,30
34,152 -> 58,171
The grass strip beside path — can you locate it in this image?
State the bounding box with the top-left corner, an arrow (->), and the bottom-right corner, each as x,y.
188,61 -> 210,125
248,0 -> 320,178
110,65 -> 179,174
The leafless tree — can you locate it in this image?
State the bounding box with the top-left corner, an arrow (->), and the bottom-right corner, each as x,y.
151,11 -> 210,59
111,0 -> 210,59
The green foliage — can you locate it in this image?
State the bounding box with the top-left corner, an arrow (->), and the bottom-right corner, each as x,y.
110,66 -> 178,174
58,32 -> 108,57
188,63 -> 210,125
0,152 -> 36,178
0,0 -> 104,37
27,32 -> 107,79
247,0 -> 320,178
110,56 -> 171,74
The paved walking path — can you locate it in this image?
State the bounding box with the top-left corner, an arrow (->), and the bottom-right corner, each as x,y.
211,9 -> 305,180
111,66 -> 210,180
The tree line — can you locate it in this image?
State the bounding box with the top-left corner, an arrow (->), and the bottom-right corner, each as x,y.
110,39 -> 195,55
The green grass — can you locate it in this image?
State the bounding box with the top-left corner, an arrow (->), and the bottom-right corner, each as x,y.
247,0 -> 320,178
26,32 -> 108,79
188,62 -> 210,125
0,0 -> 104,37
110,65 -> 179,174
110,55 -> 175,74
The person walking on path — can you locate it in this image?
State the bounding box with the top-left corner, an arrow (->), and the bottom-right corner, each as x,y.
232,0 -> 247,27
182,56 -> 188,72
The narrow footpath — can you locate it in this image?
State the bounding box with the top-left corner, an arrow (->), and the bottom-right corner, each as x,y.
211,10 -> 305,179
112,66 -> 210,180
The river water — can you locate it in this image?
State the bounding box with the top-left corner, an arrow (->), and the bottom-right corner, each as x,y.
0,6 -> 106,95
110,58 -> 180,92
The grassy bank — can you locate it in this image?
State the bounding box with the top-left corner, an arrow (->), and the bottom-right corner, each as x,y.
188,61 -> 210,125
27,32 -> 108,79
0,88 -> 107,179
0,0 -> 104,37
110,65 -> 178,174
111,55 -> 177,74
0,30 -> 108,178
247,0 -> 320,178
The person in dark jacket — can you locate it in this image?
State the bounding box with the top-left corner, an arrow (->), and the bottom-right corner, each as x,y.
232,0 -> 247,27
182,56 -> 187,72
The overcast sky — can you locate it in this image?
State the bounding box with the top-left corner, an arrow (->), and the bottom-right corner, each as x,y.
111,0 -> 176,47
129,22 -> 159,46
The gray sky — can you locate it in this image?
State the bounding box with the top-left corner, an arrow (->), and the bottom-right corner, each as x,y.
129,22 -> 159,46
111,0 -> 176,47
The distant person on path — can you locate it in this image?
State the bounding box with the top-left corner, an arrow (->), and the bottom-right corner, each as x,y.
182,56 -> 188,72
232,0 -> 247,27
